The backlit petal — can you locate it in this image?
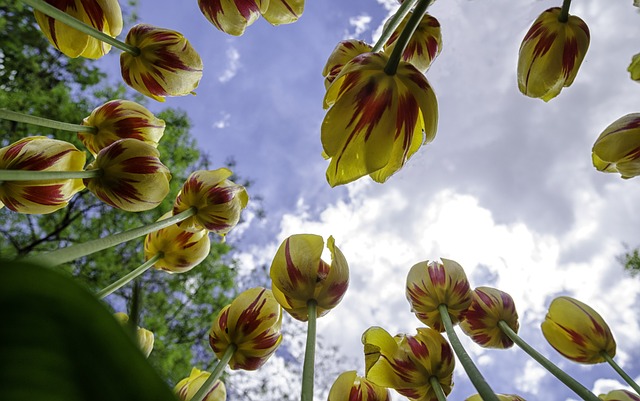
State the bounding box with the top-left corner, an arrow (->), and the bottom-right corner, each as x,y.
174,367 -> 226,401
198,0 -> 268,36
592,113 -> 640,179
262,0 -> 304,26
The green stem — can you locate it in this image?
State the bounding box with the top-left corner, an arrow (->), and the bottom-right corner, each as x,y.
558,0 -> 572,22
430,376 -> 448,401
0,109 -> 96,133
384,0 -> 433,75
601,352 -> 640,395
21,207 -> 197,267
438,304 -> 499,401
190,345 -> 237,401
301,300 -> 317,401
498,321 -> 600,401
371,0 -> 418,53
96,254 -> 162,299
0,169 -> 101,181
19,0 -> 140,56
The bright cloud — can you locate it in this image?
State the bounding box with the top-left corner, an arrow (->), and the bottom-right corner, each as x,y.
219,47 -> 241,83
344,14 -> 372,39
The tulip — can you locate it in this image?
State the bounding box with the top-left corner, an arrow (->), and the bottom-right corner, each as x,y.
460,287 -> 519,349
198,0 -> 267,36
84,138 -> 171,212
209,287 -> 283,370
120,24 -> 203,102
33,0 -> 123,59
173,168 -> 248,236
406,258 -> 472,332
113,312 -> 155,357
79,100 -> 165,156
269,234 -> 349,321
591,113 -> 640,179
0,137 -> 86,214
628,53 -> 640,82
541,296 -> 616,364
322,40 -> 373,89
467,395 -> 527,401
328,371 -> 390,401
322,52 -> 438,186
174,367 -> 226,401
599,390 -> 640,401
517,7 -> 590,101
262,0 -> 305,26
362,326 -> 454,401
144,212 -> 211,274
383,11 -> 442,73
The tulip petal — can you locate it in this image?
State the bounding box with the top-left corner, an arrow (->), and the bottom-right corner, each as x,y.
262,0 -> 304,26
198,0 -> 268,36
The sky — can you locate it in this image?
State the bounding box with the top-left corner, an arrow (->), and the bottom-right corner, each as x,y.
93,0 -> 640,400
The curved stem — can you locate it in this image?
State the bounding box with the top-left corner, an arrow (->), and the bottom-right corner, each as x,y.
438,304 -> 499,401
430,376 -> 448,401
96,254 -> 162,299
19,0 -> 140,56
190,344 -> 237,401
601,352 -> 640,395
301,300 -> 318,401
384,0 -> 433,75
371,0 -> 418,52
498,321 -> 600,401
0,169 -> 100,181
0,109 -> 96,133
21,207 -> 197,267
558,0 -> 572,22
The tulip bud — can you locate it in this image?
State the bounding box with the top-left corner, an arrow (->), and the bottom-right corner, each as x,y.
406,258 -> 472,332
120,24 -> 203,102
262,0 -> 305,26
79,100 -> 165,156
383,12 -> 442,73
209,287 -> 283,370
198,0 -> 267,36
113,312 -> 155,357
599,390 -> 640,401
541,296 -> 616,364
84,138 -> 171,212
34,0 -> 123,59
467,394 -> 527,401
269,234 -> 349,321
322,40 -> 373,89
460,287 -> 519,349
591,113 -> 640,179
628,53 -> 640,82
328,371 -> 390,401
174,367 -> 226,401
517,7 -> 590,101
0,137 -> 86,214
173,168 -> 248,236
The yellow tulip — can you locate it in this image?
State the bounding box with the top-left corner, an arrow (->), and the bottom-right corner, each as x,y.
592,113 -> 640,179
599,390 -> 640,401
628,53 -> 640,82
262,0 -> 304,26
198,0 -> 268,36
174,367 -> 226,401
322,40 -> 373,89
328,371 -> 390,401
113,312 -> 155,357
467,394 -> 527,401
459,287 -> 519,349
383,11 -> 442,73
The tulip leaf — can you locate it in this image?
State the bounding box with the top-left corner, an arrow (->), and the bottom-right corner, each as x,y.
0,259 -> 177,401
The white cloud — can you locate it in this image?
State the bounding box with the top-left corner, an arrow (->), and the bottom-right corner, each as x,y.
344,14 -> 372,39
212,111 -> 231,129
219,47 -> 241,83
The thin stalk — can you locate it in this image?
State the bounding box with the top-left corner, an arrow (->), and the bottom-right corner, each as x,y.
498,321 -> 600,401
301,300 -> 318,401
190,345 -> 237,401
601,352 -> 640,395
96,254 -> 162,299
0,169 -> 100,181
371,0 -> 418,52
430,376 -> 448,401
384,0 -> 432,75
0,109 -> 96,133
19,0 -> 140,55
438,304 -> 499,401
21,207 -> 197,267
558,0 -> 572,22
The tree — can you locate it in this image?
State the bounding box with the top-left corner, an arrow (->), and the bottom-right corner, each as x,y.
619,246 -> 640,277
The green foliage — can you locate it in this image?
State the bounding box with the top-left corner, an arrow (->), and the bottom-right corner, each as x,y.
620,246 -> 640,277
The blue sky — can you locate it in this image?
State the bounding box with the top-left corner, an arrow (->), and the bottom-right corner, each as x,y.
94,0 -> 640,399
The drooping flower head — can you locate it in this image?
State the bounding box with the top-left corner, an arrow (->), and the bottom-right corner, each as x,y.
198,0 -> 268,36
467,394 -> 527,401
84,138 -> 171,212
174,367 -> 226,401
383,11 -> 442,73
541,296 -> 616,364
406,258 -> 472,332
173,168 -> 248,236
120,24 -> 203,102
209,287 -> 283,371
79,99 -> 165,156
362,326 -> 454,401
34,0 -> 123,59
261,0 -> 305,26
0,137 -> 86,214
322,52 -> 438,186
113,312 -> 155,357
328,371 -> 391,401
322,40 -> 373,89
517,7 -> 590,101
269,234 -> 349,321
599,390 -> 640,401
592,113 -> 640,179
460,287 -> 519,349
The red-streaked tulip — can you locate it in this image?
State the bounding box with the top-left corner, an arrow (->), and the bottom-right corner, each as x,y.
467,394 -> 527,401
460,287 -> 519,349
198,0 -> 267,36
209,287 -> 283,371
262,0 -> 304,26
113,312 -> 155,357
0,137 -> 86,214
362,326 -> 454,401
79,99 -> 165,156
120,24 -> 203,102
322,52 -> 438,187
629,53 -> 640,82
34,0 -> 123,59
328,371 -> 391,401
173,168 -> 248,236
84,138 -> 171,212
144,212 -> 210,274
406,258 -> 472,332
517,7 -> 590,101
541,296 -> 616,364
599,390 -> 640,401
269,234 -> 349,321
383,12 -> 442,73
322,40 -> 373,89
592,113 -> 640,179
174,367 -> 226,401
